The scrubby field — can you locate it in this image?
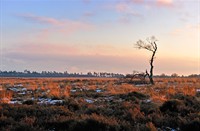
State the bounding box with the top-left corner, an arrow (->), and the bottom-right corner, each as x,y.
0,77 -> 200,131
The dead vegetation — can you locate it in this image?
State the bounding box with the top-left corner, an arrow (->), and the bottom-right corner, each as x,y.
0,77 -> 200,130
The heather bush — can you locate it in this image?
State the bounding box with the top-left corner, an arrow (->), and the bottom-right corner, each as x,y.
0,78 -> 200,130
181,120 -> 200,131
160,99 -> 185,113
140,102 -> 160,116
23,100 -> 36,105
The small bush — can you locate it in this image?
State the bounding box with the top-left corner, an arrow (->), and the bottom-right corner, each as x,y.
181,120 -> 200,131
23,100 -> 36,105
160,99 -> 184,113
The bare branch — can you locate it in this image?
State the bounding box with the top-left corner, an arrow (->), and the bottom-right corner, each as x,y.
135,40 -> 154,52
153,42 -> 157,50
135,36 -> 157,52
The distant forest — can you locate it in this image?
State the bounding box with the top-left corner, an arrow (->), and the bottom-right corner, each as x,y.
0,70 -> 199,78
0,70 -> 124,78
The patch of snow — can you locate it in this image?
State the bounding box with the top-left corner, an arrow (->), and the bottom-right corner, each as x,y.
8,100 -> 22,104
70,89 -> 76,92
37,98 -> 51,104
85,99 -> 94,103
135,84 -> 151,87
104,96 -> 114,101
41,92 -> 46,95
9,87 -> 19,92
96,89 -> 102,93
165,127 -> 177,131
31,97 -> 35,100
21,88 -> 27,91
49,100 -> 63,105
143,99 -> 151,103
196,89 -> 200,92
37,98 -> 63,105
18,92 -> 26,95
27,91 -> 32,94
14,84 -> 23,87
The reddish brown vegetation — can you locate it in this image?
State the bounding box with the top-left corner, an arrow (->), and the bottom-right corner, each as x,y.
0,77 -> 199,130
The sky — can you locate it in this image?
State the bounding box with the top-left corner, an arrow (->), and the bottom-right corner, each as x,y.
0,0 -> 200,75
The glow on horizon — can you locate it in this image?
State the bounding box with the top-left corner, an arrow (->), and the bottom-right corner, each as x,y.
0,0 -> 199,75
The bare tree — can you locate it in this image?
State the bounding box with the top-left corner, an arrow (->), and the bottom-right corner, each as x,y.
135,36 -> 158,85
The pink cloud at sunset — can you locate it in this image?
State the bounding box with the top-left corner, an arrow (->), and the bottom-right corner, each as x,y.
118,0 -> 175,8
170,24 -> 199,37
5,42 -> 136,58
115,3 -> 128,13
108,0 -> 177,24
17,14 -> 94,38
17,14 -> 65,26
156,0 -> 173,7
7,43 -> 80,56
127,0 -> 144,4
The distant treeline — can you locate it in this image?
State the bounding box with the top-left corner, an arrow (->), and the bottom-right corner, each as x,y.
0,70 -> 199,78
154,73 -> 200,78
0,70 -> 124,78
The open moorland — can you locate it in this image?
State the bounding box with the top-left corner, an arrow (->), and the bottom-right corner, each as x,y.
0,77 -> 200,131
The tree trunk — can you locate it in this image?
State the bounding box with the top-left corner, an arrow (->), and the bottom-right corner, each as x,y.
149,53 -> 155,85
149,49 -> 156,85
